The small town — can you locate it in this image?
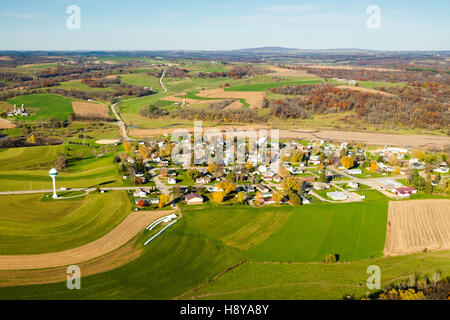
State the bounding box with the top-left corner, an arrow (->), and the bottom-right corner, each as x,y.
108,136 -> 450,210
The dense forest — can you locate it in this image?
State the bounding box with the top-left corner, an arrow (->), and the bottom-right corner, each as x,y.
270,84 -> 449,129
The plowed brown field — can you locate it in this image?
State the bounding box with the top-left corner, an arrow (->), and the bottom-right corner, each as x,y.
384,200 -> 450,256
72,102 -> 111,118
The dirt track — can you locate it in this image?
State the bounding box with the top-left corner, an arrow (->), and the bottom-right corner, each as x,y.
0,210 -> 176,271
129,127 -> 450,151
303,65 -> 401,72
0,118 -> 15,129
160,95 -> 225,105
267,67 -> 318,78
336,85 -> 395,97
384,200 -> 450,256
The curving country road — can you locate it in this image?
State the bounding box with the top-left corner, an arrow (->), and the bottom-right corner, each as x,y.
110,67 -> 168,141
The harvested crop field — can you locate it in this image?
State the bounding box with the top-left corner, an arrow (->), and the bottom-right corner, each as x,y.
72,102 -> 111,118
160,95 -> 225,105
196,88 -> 265,109
0,210 -> 176,270
279,129 -> 450,151
0,119 -> 15,129
130,127 -> 450,150
267,66 -> 318,78
336,85 -> 395,97
95,139 -> 121,145
129,125 -> 271,137
303,65 -> 401,72
384,200 -> 450,256
224,100 -> 244,110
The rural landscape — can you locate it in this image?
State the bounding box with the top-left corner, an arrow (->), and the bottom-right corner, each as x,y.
0,0 -> 449,306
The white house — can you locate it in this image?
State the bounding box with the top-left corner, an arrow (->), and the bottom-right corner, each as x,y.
348,182 -> 359,189
434,167 -> 449,174
348,169 -> 362,175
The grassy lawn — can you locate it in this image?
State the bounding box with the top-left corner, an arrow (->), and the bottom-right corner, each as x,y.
7,93 -> 74,121
0,191 -> 130,254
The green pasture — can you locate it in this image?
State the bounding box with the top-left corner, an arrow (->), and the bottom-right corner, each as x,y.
7,93 -> 74,121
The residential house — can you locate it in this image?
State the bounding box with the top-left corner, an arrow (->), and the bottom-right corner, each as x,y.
185,193 -> 204,205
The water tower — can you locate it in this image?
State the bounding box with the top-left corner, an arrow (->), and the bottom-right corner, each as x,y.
49,168 -> 58,199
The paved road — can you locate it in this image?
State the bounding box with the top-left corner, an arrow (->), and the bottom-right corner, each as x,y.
160,67 -> 168,93
0,186 -> 156,196
110,67 -> 168,141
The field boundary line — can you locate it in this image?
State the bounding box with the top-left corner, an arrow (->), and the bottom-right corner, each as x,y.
173,259 -> 248,300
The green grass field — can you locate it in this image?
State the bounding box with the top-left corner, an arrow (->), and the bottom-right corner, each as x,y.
225,79 -> 323,92
7,93 -> 74,121
56,80 -> 115,93
0,145 -> 64,170
0,147 -> 123,191
119,74 -> 163,92
0,191 -> 130,254
186,194 -> 388,262
0,196 -> 448,299
188,250 -> 450,300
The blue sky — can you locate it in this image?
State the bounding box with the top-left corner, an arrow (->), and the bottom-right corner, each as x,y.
0,0 -> 449,51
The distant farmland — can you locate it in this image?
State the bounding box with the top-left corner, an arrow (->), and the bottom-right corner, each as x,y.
7,93 -> 74,121
224,79 -> 323,92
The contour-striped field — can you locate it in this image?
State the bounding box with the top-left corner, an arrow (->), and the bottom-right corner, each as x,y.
0,210 -> 175,270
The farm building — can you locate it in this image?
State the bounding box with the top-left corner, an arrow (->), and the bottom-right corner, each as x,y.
327,192 -> 349,201
185,193 -> 203,205
256,184 -> 270,193
394,187 -> 417,198
348,169 -> 362,175
313,182 -> 330,191
375,179 -> 403,191
385,147 -> 408,154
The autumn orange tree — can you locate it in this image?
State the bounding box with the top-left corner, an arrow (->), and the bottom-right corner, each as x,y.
211,191 -> 225,203
26,134 -> 36,144
139,145 -> 152,158
237,191 -> 246,203
369,161 -> 378,172
159,194 -> 171,208
123,141 -> 134,153
217,181 -> 236,195
273,191 -> 284,204
341,156 -> 355,170
412,150 -> 425,161
282,176 -> 303,193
